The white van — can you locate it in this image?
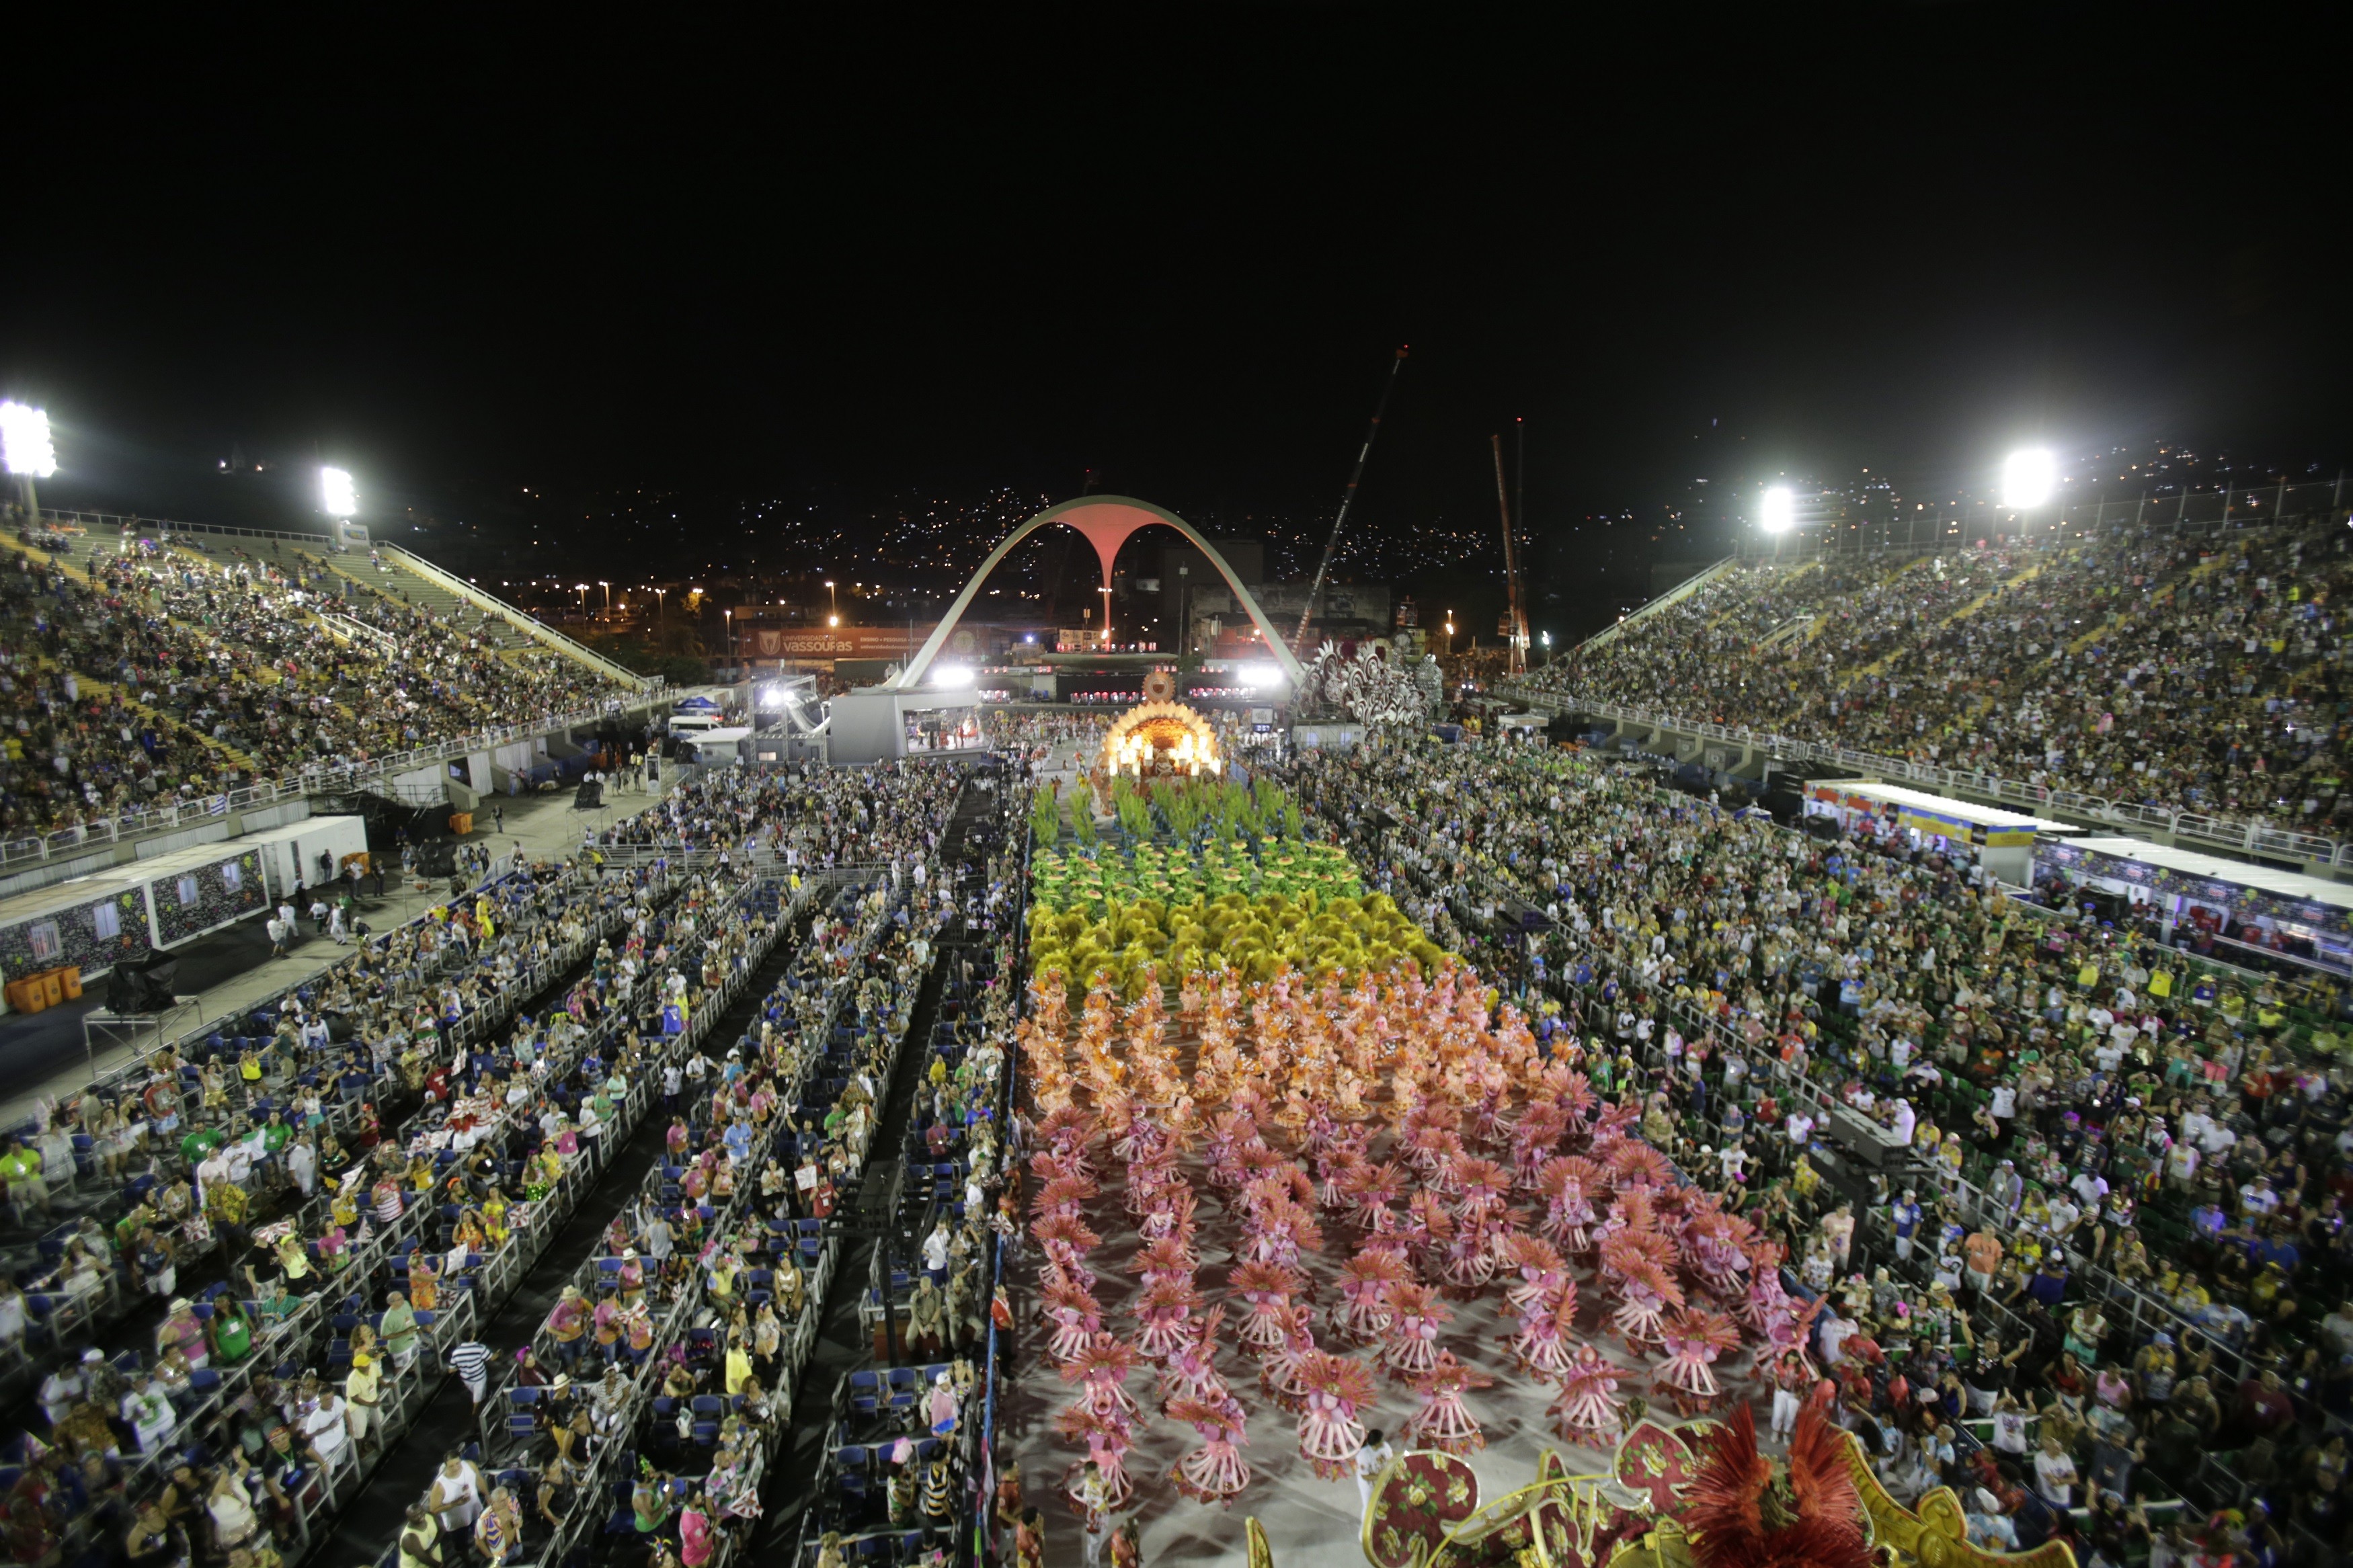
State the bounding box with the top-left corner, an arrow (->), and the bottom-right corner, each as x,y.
667,711 -> 724,741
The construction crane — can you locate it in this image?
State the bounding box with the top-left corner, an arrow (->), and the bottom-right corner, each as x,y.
1292,345 -> 1408,654
1491,429 -> 1528,676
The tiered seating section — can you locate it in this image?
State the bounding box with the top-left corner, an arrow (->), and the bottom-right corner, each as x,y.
1524,519 -> 2353,839
1,522 -> 627,841
2,763 -> 977,1568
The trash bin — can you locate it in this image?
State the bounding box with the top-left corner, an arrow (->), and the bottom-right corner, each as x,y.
58,966 -> 81,1000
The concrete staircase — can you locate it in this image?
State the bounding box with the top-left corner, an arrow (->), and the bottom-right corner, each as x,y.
77,674 -> 261,774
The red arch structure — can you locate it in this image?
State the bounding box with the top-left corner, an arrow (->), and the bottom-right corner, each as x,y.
886,496 -> 1306,690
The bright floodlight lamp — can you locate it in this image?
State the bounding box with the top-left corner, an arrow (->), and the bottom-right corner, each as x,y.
1241,662 -> 1283,688
1760,485 -> 1796,534
320,466 -> 357,518
1,403 -> 57,477
2002,448 -> 2057,509
932,664 -> 972,688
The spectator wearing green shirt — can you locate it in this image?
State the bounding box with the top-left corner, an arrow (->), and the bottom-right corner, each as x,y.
381,1289 -> 421,1372
180,1125 -> 225,1167
210,1297 -> 255,1364
1,1138 -> 47,1223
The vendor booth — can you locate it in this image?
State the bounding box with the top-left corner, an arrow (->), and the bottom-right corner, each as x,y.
1801,780 -> 2075,884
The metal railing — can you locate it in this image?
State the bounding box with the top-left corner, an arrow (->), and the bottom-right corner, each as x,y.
317,610 -> 399,656
1573,555 -> 1737,655
541,871 -> 928,1568
34,507 -> 339,549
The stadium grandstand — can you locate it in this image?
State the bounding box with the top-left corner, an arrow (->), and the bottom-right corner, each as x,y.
1,515 -> 655,851
1515,509 -> 2353,864
3,486 -> 2346,1568
1,708 -> 1010,1568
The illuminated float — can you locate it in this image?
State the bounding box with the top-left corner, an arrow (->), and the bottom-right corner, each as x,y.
1097,700 -> 1224,781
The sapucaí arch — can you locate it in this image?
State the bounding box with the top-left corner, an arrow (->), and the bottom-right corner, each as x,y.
885,497 -> 1306,690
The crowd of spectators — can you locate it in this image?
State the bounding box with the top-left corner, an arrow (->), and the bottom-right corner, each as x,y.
5,844 -> 634,1301
389,760 -> 970,1568
804,800 -> 1019,1565
594,762 -> 961,875
979,713 -> 1107,758
4,852 -> 731,1568
1,524 -> 627,841
1524,519 -> 2353,838
1279,734 -> 2353,1559
5,759 -> 984,1568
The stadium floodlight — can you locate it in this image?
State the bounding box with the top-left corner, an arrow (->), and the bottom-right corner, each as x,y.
1241,661 -> 1283,688
320,466 -> 358,517
1760,485 -> 1796,534
1,403 -> 57,477
2002,448 -> 2057,509
932,664 -> 972,688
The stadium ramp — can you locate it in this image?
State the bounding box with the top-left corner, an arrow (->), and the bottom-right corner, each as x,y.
1575,554 -> 1737,655
380,543 -> 651,688
309,543 -> 651,690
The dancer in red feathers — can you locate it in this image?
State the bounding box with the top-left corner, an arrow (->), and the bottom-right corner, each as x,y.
1681,1399 -> 1872,1568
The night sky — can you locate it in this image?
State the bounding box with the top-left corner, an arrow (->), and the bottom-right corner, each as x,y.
5,11 -> 2346,632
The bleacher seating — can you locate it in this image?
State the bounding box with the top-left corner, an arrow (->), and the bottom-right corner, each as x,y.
1523,518 -> 2353,840
1,524 -> 625,839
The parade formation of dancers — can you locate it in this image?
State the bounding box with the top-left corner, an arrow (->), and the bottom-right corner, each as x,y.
1016,958 -> 1812,1521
